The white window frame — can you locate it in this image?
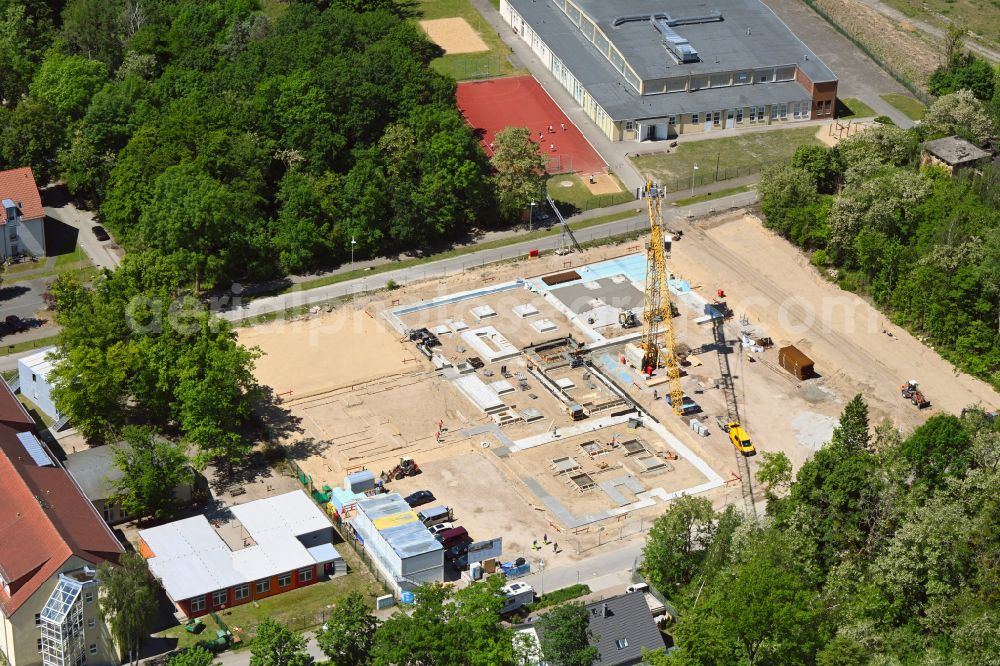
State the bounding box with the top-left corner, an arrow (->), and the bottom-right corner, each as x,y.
235,583 -> 250,600
212,590 -> 228,606
297,567 -> 313,583
278,573 -> 293,588
88,619 -> 96,629
89,645 -> 97,656
624,120 -> 634,131
255,579 -> 270,594
691,113 -> 699,124
190,596 -> 206,613
736,108 -> 744,122
85,591 -> 94,603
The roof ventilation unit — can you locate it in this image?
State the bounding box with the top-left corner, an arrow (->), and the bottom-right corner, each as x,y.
653,17 -> 700,63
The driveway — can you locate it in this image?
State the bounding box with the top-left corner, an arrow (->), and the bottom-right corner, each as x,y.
41,186 -> 122,271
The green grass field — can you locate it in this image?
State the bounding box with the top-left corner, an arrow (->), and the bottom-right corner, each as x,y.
838,97 -> 877,118
880,93 -> 925,121
631,126 -> 822,191
157,546 -> 385,651
547,174 -> 633,214
417,0 -> 524,80
880,0 -> 1000,49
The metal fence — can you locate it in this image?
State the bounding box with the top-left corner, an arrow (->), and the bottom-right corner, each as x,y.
658,163 -> 766,193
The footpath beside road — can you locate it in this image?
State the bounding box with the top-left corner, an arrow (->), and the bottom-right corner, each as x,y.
220,189 -> 758,323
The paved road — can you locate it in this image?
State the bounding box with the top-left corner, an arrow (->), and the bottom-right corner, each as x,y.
44,203 -> 121,271
763,0 -> 916,128
220,190 -> 758,323
519,541 -> 643,597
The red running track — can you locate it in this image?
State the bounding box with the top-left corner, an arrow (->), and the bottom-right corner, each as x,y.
456,75 -> 607,175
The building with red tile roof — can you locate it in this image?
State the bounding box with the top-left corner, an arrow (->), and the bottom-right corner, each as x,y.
0,167 -> 46,259
0,381 -> 123,666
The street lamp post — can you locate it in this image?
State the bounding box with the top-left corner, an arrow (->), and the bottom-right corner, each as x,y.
351,236 -> 356,266
537,558 -> 546,595
529,201 -> 537,232
691,164 -> 700,196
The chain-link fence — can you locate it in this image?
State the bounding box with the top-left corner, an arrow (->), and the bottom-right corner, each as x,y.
658,163 -> 766,193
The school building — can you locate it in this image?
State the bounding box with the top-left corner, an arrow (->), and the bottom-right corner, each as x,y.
500,0 -> 838,142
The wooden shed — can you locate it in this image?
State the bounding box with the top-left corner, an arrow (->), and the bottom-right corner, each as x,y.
778,345 -> 814,380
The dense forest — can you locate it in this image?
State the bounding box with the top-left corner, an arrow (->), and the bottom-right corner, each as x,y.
758,89 -> 1000,391
0,0 -> 496,287
641,398 -> 1000,664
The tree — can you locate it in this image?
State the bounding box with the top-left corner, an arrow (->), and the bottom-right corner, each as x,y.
29,49 -> 109,122
921,89 -> 995,145
641,495 -> 715,594
98,552 -> 157,666
372,579 -> 516,666
815,635 -> 869,665
137,162 -> 241,292
168,646 -> 215,666
0,3 -> 46,108
490,126 -> 546,221
538,603 -> 598,666
831,394 -> 870,452
61,0 -> 129,68
895,414 -> 973,490
756,451 -> 793,514
791,144 -> 842,193
316,592 -> 378,666
756,165 -> 819,237
49,342 -> 135,444
698,529 -> 822,665
112,426 -> 191,522
250,619 -> 310,666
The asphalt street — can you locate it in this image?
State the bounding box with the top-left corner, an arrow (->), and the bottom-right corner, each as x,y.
220,190 -> 757,323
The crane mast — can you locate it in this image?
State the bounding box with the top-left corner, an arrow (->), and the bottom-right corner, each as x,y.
641,181 -> 685,416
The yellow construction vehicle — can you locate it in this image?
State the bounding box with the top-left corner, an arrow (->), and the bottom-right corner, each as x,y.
640,181 -> 685,416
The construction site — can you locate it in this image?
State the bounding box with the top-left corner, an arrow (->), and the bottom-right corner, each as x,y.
239,193 -> 1000,566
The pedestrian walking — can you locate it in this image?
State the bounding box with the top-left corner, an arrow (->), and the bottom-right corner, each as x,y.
539,132 -> 544,141
561,122 -> 566,131
543,533 -> 548,544
550,143 -> 555,151
552,542 -> 558,553
532,539 -> 538,550
548,124 -> 554,132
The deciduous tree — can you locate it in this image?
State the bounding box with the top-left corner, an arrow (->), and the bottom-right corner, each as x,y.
112,426 -> 191,522
641,495 -> 715,594
538,603 -> 598,666
98,553 -> 157,666
490,126 -> 546,221
250,620 -> 310,666
316,592 -> 378,666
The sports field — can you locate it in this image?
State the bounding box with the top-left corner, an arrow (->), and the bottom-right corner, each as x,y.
457,76 -> 606,175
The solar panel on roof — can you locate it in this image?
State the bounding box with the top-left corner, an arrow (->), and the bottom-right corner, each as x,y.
16,431 -> 54,467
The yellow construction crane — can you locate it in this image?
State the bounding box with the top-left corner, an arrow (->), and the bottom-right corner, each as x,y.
641,180 -> 685,416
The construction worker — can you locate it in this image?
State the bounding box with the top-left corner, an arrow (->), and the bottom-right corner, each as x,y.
552,542 -> 558,553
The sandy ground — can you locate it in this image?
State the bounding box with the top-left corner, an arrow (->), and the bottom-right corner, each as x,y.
815,120 -> 871,147
584,173 -> 623,195
419,18 -> 488,54
238,308 -> 423,398
669,212 -> 1000,450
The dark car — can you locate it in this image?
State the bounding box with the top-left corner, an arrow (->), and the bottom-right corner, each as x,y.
404,490 -> 435,508
665,394 -> 702,415
92,225 -> 110,241
445,541 -> 471,561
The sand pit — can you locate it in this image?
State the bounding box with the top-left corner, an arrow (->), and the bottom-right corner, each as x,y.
238,308 -> 422,398
816,120 -> 872,147
669,213 -> 1000,433
583,173 -> 623,195
419,17 -> 488,54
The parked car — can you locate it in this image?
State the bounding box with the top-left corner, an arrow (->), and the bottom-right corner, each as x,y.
404,490 -> 435,508
92,225 -> 110,241
435,526 -> 470,549
444,541 -> 471,560
665,394 -> 701,415
428,522 -> 454,536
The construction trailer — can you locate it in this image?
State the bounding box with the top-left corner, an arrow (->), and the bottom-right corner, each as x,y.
778,345 -> 814,380
501,582 -> 535,614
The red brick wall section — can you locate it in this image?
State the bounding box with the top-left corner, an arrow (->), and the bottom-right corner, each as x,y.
178,567 -> 321,619
795,68 -> 838,119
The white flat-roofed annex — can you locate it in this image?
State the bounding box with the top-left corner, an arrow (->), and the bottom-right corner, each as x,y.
139,490 -> 338,602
